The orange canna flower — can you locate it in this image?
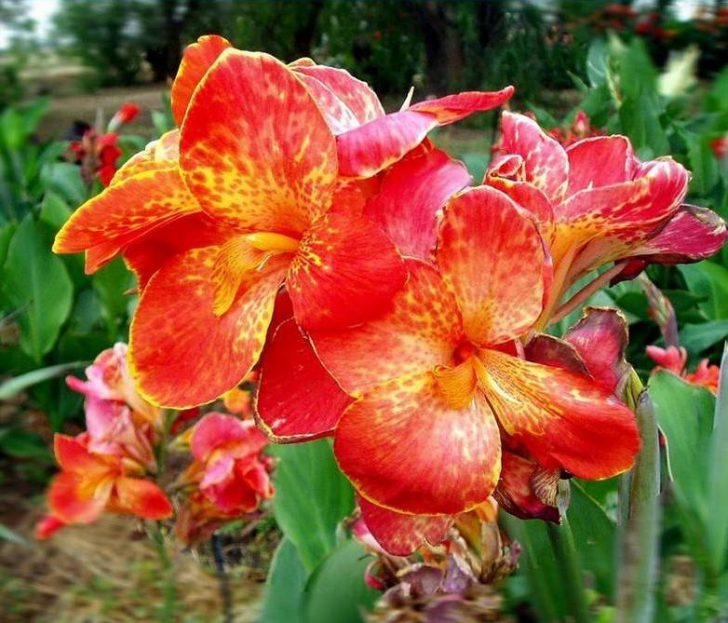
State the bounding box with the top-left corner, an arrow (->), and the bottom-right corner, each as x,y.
257,186 -> 640,518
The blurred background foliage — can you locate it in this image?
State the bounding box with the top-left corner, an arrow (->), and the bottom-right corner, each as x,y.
3,1 -> 728,621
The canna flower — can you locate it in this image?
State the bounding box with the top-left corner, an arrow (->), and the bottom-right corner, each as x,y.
487,112 -> 727,325
257,186 -> 640,519
54,44 -> 408,408
181,413 -> 273,515
647,345 -> 720,393
172,36 -> 514,180
69,129 -> 123,187
36,434 -> 172,538
108,101 -> 140,131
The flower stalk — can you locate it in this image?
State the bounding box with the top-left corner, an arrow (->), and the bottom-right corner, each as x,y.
615,373 -> 661,623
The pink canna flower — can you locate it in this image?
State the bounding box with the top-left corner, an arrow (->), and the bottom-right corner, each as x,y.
647,345 -> 720,393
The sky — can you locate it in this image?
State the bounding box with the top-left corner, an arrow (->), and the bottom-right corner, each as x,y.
0,0 -> 710,51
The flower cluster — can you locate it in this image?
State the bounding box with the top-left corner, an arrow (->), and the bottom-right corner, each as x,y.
37,344 -> 272,545
53,36 -> 727,555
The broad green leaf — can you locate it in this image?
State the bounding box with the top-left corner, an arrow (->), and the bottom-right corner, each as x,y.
0,523 -> 26,545
270,439 -> 355,570
586,38 -> 609,88
260,537 -> 307,623
0,428 -> 51,460
619,96 -> 669,156
679,262 -> 728,321
40,162 -> 86,206
649,371 -> 715,563
687,136 -> 720,196
707,346 -> 728,575
680,320 -> 728,355
2,217 -> 73,361
92,257 -> 134,332
39,191 -> 73,231
0,222 -> 16,268
0,360 -> 87,400
304,539 -> 378,623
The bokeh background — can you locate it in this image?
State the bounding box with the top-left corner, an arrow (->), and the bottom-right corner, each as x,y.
2,1 -> 728,621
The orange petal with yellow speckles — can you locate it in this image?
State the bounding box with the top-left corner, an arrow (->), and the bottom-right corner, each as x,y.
256,319 -> 353,441
113,477 -> 173,519
48,472 -> 108,524
171,35 -> 231,125
293,64 -> 384,133
334,371 -> 501,515
437,186 -> 549,346
311,260 -> 462,394
129,246 -> 285,408
476,349 -> 640,480
287,210 -> 406,331
53,165 -> 199,271
180,50 -> 337,233
111,130 -> 180,186
358,496 -> 451,556
365,148 -> 470,259
497,112 -> 569,204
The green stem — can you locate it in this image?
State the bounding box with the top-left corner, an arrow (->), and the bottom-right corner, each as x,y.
615,387 -> 661,623
149,522 -> 176,623
545,516 -> 591,623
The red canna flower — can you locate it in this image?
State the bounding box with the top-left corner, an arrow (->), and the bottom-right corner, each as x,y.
257,186 -> 640,519
182,413 -> 273,514
647,345 -> 720,393
68,129 -> 123,187
37,434 -> 172,538
54,43 -> 407,408
487,112 -> 727,325
108,102 -> 140,131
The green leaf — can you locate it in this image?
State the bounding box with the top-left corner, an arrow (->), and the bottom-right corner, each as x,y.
680,320 -> 728,355
619,96 -> 669,156
2,217 -> 73,361
649,371 -> 715,562
679,262 -> 728,321
39,191 -> 73,231
586,38 -> 609,88
0,523 -> 26,545
270,439 -> 355,570
687,136 -> 720,197
40,162 -> 86,206
92,257 -> 134,331
0,428 -> 50,460
260,537 -> 308,623
0,361 -> 87,400
304,539 -> 378,623
707,346 -> 728,575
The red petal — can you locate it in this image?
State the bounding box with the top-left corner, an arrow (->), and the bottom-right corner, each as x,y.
334,371 -> 501,515
287,211 -> 406,330
256,319 -> 353,441
35,515 -> 66,539
497,112 -> 569,203
129,246 -> 285,408
293,64 -> 384,132
54,434 -> 109,475
311,260 -> 463,394
171,35 -> 231,125
476,349 -> 640,480
180,50 -> 337,233
437,186 -> 549,345
114,477 -> 173,519
53,166 -> 199,268
566,136 -> 638,194
358,496 -> 451,556
365,148 -> 470,259
190,413 -> 267,461
48,472 -> 107,524
525,334 -> 590,376
408,87 -> 514,123
563,307 -> 630,395
495,451 -> 560,522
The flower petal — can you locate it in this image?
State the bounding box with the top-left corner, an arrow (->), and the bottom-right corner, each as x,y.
113,477 -> 173,519
437,186 -> 549,345
334,371 -> 501,515
566,136 -> 638,194
311,260 -> 462,394
494,451 -> 560,522
407,87 -> 514,123
190,413 -> 266,461
365,148 -> 470,259
53,166 -> 199,267
171,35 -> 231,125
54,434 -> 110,475
48,472 -> 107,524
287,210 -> 406,330
293,64 -> 384,132
256,319 -> 353,441
180,50 -> 337,233
476,349 -> 640,480
129,246 -> 285,408
563,307 -> 631,395
497,112 -> 569,203
358,496 -> 452,556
